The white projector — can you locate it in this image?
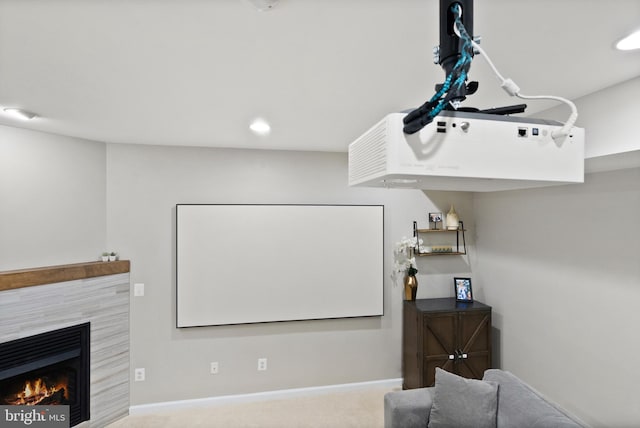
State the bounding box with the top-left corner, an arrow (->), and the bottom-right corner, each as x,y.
348,111 -> 585,192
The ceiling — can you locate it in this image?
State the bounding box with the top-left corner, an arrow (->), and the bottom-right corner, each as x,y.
0,0 -> 638,152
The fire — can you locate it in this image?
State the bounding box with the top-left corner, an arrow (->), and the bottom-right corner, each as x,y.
5,377 -> 69,406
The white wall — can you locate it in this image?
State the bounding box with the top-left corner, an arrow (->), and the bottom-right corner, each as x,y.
105,143 -> 474,405
0,125 -> 106,270
538,76 -> 640,173
473,167 -> 640,426
576,76 -> 640,159
486,75 -> 640,425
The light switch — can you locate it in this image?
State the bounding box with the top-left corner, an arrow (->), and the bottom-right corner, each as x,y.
134,283 -> 145,297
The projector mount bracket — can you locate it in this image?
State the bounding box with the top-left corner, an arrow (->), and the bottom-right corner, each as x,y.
403,0 -> 530,135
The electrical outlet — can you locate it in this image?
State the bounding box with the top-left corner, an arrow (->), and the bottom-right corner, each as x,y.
210,361 -> 219,374
134,368 -> 146,381
257,358 -> 267,371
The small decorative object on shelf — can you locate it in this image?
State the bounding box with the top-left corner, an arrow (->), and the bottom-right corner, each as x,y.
428,212 -> 443,230
101,252 -> 109,262
431,245 -> 453,253
454,277 -> 473,302
108,252 -> 117,262
446,205 -> 460,230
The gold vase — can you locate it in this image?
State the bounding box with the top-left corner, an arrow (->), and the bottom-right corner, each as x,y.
404,274 -> 418,301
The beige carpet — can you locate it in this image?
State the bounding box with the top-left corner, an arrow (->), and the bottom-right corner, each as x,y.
106,385 -> 396,428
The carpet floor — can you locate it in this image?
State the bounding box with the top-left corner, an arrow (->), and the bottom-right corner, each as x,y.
106,385 -> 396,428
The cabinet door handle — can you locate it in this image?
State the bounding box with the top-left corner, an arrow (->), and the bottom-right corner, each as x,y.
453,350 -> 468,361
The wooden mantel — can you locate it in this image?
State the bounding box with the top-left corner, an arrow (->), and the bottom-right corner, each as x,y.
0,260 -> 130,292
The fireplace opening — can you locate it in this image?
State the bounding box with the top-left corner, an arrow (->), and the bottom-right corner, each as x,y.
0,323 -> 90,427
2,363 -> 74,405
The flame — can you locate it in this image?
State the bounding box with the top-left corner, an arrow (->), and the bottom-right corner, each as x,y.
4,376 -> 69,406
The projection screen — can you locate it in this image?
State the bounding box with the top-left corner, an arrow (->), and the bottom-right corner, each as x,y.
176,204 -> 384,327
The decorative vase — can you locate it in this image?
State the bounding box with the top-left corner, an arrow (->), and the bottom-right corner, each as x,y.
446,205 -> 459,230
404,274 -> 418,301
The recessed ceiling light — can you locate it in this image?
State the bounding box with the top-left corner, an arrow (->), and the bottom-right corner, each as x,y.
247,0 -> 278,12
249,118 -> 271,136
3,107 -> 38,121
616,30 -> 640,51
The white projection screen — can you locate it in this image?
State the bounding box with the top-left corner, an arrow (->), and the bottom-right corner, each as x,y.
176,204 -> 384,327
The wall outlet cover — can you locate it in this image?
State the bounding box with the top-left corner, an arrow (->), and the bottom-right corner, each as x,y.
134,368 -> 146,381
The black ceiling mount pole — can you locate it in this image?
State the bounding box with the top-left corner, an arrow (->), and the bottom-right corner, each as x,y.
403,0 -> 477,134
438,0 -> 474,103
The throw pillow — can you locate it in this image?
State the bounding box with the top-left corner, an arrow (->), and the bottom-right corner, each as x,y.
428,368 -> 499,428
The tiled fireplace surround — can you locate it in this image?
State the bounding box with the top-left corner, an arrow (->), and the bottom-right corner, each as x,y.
0,261 -> 130,427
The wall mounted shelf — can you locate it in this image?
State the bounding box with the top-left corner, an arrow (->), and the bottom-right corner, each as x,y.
413,221 -> 466,256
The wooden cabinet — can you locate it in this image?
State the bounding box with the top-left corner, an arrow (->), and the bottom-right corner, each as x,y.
402,298 -> 492,389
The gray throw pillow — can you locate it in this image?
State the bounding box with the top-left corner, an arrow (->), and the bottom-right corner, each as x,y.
428,368 -> 499,428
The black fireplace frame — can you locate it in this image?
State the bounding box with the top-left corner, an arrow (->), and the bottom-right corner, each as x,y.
0,323 -> 90,426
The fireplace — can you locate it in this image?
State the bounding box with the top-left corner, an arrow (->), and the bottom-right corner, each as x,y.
0,323 -> 90,427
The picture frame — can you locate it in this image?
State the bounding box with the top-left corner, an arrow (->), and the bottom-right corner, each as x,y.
428,212 -> 443,229
454,277 -> 473,302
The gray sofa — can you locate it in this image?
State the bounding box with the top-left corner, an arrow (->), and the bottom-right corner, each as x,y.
384,369 -> 585,428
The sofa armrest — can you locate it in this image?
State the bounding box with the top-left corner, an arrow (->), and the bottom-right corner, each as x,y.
384,387 -> 434,428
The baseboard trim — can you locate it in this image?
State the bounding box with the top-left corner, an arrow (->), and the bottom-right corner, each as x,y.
129,378 -> 402,415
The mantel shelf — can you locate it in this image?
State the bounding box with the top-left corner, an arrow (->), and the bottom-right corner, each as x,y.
0,260 -> 130,292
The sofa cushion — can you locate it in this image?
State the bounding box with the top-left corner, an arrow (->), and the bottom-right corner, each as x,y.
483,369 -> 583,428
428,368 -> 499,428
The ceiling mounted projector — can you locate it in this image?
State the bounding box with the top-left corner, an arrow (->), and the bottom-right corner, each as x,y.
348,111 -> 584,192
348,0 -> 585,192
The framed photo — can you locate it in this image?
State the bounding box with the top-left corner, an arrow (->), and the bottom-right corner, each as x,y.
454,277 -> 473,302
429,212 -> 443,229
